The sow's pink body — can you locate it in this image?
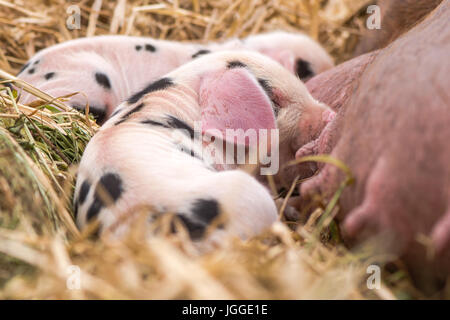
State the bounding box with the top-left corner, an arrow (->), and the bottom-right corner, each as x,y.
298,2 -> 450,289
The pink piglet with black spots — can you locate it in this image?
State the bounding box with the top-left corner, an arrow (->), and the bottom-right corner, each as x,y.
74,50 -> 335,245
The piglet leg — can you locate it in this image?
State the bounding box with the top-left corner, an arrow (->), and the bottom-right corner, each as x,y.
295,108 -> 337,159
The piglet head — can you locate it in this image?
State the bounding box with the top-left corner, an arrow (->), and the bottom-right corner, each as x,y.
220,52 -> 336,185
274,90 -> 335,188
175,51 -> 335,186
227,52 -> 336,187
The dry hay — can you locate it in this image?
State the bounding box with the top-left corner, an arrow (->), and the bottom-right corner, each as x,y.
0,0 -> 438,299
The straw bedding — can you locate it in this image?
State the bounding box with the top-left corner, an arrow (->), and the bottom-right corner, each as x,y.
0,0 -> 438,299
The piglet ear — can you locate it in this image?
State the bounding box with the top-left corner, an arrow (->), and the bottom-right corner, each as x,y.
199,67 -> 276,146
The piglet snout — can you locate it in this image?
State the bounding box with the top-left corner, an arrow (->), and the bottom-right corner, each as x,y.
294,107 -> 336,160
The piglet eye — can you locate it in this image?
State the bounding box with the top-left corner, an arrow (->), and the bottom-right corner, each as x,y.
295,58 -> 315,80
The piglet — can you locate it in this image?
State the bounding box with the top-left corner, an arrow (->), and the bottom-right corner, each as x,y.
298,1 -> 450,290
74,50 -> 334,244
15,36 -> 197,123
15,32 -> 333,124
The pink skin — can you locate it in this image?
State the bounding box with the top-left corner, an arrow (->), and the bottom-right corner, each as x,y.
15,36 -> 199,122
15,32 -> 333,124
242,31 -> 334,77
200,68 -> 276,147
76,51 -> 333,245
354,0 -> 443,56
297,1 -> 450,288
296,53 -> 373,160
306,51 -> 379,112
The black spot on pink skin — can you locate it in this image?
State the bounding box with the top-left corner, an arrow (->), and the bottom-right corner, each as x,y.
87,173 -> 123,221
140,115 -> 203,160
141,119 -> 169,128
177,144 -> 202,160
99,173 -> 123,202
115,103 -> 145,125
145,44 -> 156,52
140,116 -> 214,168
140,115 -> 195,139
44,72 -> 55,80
72,105 -> 107,124
18,62 -> 30,75
78,180 -> 91,205
173,199 -> 222,240
135,45 -> 142,51
192,199 -> 220,224
124,103 -> 145,117
111,108 -> 122,117
166,115 -> 195,139
95,72 -> 112,90
296,59 -> 315,80
227,60 -> 247,69
86,196 -> 102,222
127,77 -> 174,104
192,49 -> 211,58
28,68 -> 35,75
33,60 -> 40,65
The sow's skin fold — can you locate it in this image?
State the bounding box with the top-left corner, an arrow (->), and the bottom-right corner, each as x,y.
14,31 -> 333,124
74,51 -> 335,247
299,2 -> 450,290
